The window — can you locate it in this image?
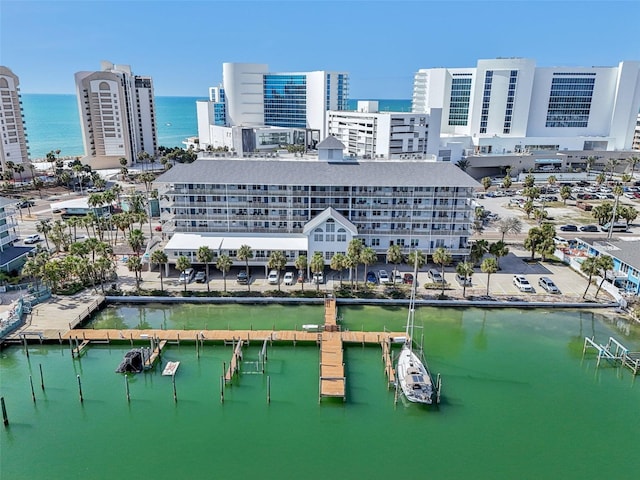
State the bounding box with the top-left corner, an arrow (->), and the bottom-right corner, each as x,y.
314,228 -> 323,242
545,74 -> 595,128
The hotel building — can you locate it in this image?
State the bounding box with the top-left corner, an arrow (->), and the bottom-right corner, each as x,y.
155,139 -> 477,269
0,66 -> 30,169
327,101 -> 442,160
196,63 -> 349,154
633,113 -> 640,151
412,58 -> 640,174
75,61 -> 157,169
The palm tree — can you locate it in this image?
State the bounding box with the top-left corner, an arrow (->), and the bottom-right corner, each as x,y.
586,155 -> 596,175
606,158 -> 620,182
559,185 -> 572,205
470,239 -> 489,266
481,177 -> 492,191
432,247 -> 452,296
310,251 -> 325,292
151,250 -> 168,292
36,219 -> 52,251
127,256 -> 143,291
455,261 -> 474,298
489,241 -> 509,270
196,245 -> 214,292
594,254 -> 614,299
127,229 -> 145,257
237,244 -> 253,292
330,252 -> 347,288
496,217 -> 522,242
580,256 -> 599,299
386,244 -> 403,284
176,255 -> 192,293
347,239 -> 363,290
455,159 -> 470,171
295,255 -> 307,292
627,155 -> 640,177
216,254 -> 233,292
480,257 -> 498,296
407,249 -> 426,271
360,247 -> 377,289
267,250 -> 287,291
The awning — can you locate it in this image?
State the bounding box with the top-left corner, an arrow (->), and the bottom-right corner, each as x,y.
534,158 -> 562,164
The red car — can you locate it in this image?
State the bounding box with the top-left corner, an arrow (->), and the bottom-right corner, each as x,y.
403,273 -> 414,285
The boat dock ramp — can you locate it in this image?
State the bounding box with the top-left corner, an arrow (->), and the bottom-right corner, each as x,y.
582,336 -> 640,375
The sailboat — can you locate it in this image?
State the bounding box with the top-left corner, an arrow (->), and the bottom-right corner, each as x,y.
396,257 -> 438,405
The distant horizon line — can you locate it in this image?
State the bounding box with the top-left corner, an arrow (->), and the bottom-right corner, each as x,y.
20,93 -> 412,101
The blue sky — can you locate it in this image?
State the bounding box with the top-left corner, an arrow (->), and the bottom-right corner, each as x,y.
2,0 -> 639,98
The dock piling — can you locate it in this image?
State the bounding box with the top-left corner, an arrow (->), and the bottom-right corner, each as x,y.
77,375 -> 84,403
39,363 -> 45,390
172,375 -> 177,403
22,336 -> 29,359
267,375 -> 271,404
220,375 -> 224,404
1,397 -> 8,426
29,375 -> 36,403
125,375 -> 130,402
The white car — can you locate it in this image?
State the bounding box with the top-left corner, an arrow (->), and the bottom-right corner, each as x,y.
392,270 -> 403,284
283,272 -> 294,286
513,275 -> 534,292
378,270 -> 390,284
24,234 -> 41,244
312,272 -> 324,284
267,270 -> 279,285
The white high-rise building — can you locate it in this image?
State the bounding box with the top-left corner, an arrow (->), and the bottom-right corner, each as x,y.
412,58 -> 640,154
327,101 -> 442,159
197,63 -> 349,152
75,61 -> 157,169
0,66 -> 30,169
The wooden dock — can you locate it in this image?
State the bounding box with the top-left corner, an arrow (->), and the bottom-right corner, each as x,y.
224,339 -> 244,382
582,336 -> 640,375
71,339 -> 90,358
324,297 -> 338,332
319,331 -> 345,401
143,339 -> 167,370
381,338 -> 396,387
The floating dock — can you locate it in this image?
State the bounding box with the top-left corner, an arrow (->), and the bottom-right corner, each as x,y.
319,331 -> 345,401
224,339 -> 244,383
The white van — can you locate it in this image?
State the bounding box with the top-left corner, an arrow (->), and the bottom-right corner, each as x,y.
600,222 -> 628,232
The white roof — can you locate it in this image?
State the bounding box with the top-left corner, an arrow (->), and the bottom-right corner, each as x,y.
50,197 -> 91,210
164,234 -> 224,251
164,233 -> 308,252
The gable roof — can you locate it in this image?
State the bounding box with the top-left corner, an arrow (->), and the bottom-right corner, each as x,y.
303,207 -> 358,235
316,135 -> 345,150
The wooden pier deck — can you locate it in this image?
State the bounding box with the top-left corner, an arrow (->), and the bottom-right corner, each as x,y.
324,297 -> 338,331
144,340 -> 167,370
225,339 -> 244,382
381,338 -> 396,387
319,331 -> 345,401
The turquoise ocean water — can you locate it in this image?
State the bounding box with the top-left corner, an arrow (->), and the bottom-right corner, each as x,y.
1,305 -> 638,480
20,95 -> 411,160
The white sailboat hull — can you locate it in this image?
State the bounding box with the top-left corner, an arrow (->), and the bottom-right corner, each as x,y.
396,345 -> 434,404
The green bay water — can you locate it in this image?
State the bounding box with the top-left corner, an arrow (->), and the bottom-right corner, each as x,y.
1,306 -> 639,480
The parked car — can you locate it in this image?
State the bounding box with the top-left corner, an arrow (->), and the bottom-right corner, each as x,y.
236,271 -> 249,284
455,273 -> 472,287
297,271 -> 306,283
194,271 -> 206,283
403,273 -> 414,285
513,275 -> 534,292
538,277 -> 560,293
267,269 -> 279,285
559,224 -> 578,232
283,272 -> 294,286
18,200 -> 35,208
24,233 -> 41,244
312,272 -> 324,284
428,269 -> 444,283
392,270 -> 403,284
579,224 -> 599,232
178,268 -> 195,284
378,270 -> 390,284
366,271 -> 378,284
